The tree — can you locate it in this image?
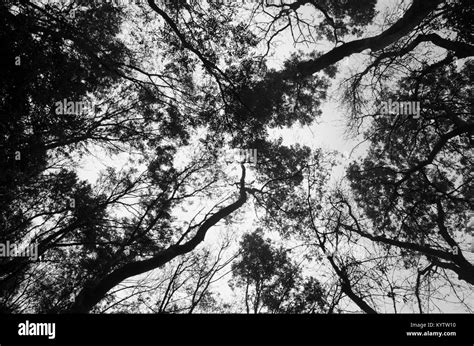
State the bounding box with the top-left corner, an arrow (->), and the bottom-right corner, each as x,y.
230,229 -> 326,313
1,0 -> 472,314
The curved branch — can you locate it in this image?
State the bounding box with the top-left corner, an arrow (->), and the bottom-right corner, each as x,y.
67,165 -> 248,313
287,0 -> 442,78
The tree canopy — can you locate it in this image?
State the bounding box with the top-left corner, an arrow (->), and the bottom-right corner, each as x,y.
0,0 -> 472,314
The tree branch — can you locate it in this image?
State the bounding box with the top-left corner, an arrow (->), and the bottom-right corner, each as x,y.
287,0 -> 442,78
67,165 -> 248,313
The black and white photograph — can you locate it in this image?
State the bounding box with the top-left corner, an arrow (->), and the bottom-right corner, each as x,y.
0,0 -> 473,344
